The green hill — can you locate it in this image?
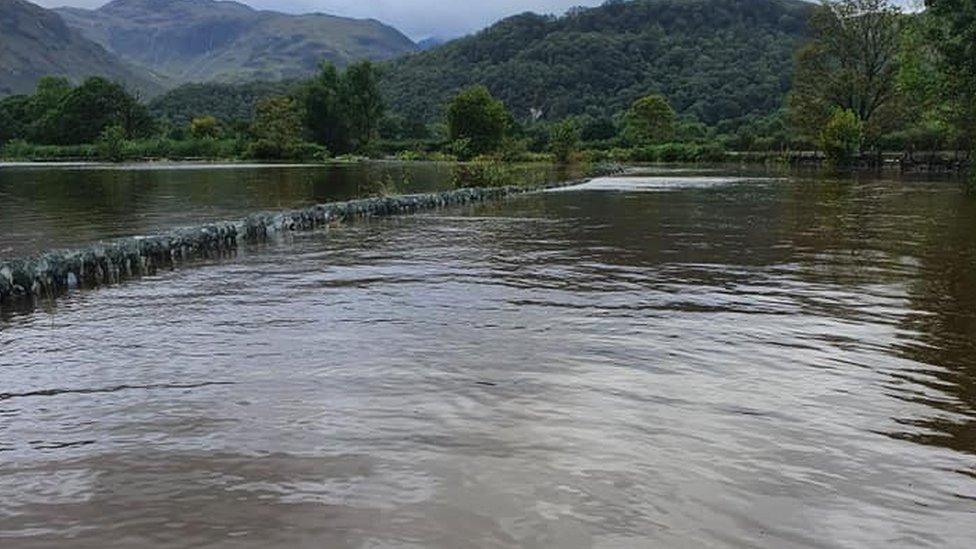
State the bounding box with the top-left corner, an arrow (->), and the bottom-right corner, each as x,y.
0,0 -> 163,97
56,0 -> 419,85
381,0 -> 813,125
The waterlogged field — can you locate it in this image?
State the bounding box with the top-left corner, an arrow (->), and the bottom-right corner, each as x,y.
1,164 -> 975,547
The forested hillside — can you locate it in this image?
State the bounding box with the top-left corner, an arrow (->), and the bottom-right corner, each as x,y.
381,0 -> 812,125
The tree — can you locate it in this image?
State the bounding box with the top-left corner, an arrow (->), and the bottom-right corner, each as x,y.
249,96 -> 304,159
820,108 -> 864,166
447,86 -> 511,156
0,95 -> 32,144
894,11 -> 956,151
623,95 -> 677,145
0,108 -> 12,145
580,117 -> 618,142
924,0 -> 976,186
300,61 -> 385,154
924,1 -> 976,100
340,61 -> 385,152
549,119 -> 581,162
36,77 -> 154,145
190,116 -> 220,139
788,0 -> 904,146
30,77 -> 72,117
302,62 -> 346,153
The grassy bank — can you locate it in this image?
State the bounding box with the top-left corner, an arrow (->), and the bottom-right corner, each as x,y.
0,138 -> 327,163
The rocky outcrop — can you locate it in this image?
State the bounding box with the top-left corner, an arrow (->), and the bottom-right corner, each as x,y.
0,180 -> 591,308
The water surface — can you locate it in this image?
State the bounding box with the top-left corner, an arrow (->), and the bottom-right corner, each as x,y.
1,168 -> 975,547
0,162 -> 577,259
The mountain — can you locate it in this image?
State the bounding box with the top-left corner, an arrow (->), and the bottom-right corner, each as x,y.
56,0 -> 418,85
381,0 -> 813,125
0,0 -> 163,97
416,37 -> 446,51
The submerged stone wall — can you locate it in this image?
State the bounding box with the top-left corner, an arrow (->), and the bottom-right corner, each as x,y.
0,180 -> 588,308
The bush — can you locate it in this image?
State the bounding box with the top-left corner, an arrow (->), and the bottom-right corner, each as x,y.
579,148 -> 612,163
497,136 -> 531,162
190,116 -> 221,139
246,139 -> 327,161
395,149 -> 457,162
446,138 -> 474,161
96,125 -> 127,162
287,142 -> 330,161
450,161 -> 557,189
819,109 -> 863,167
591,142 -> 727,163
549,119 -> 582,162
0,139 -> 97,160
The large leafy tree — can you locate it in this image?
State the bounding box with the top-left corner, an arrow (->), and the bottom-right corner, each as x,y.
252,97 -> 303,145
894,11 -> 955,150
447,86 -> 511,155
924,0 -> 976,154
340,61 -> 385,152
302,62 -> 346,153
623,95 -> 677,145
301,61 -> 384,154
29,77 -> 72,119
0,95 -> 32,144
789,0 -> 904,146
0,77 -> 72,144
37,77 -> 154,145
248,96 -> 304,159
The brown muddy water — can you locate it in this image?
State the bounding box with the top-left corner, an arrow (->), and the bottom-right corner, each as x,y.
0,164 -> 974,548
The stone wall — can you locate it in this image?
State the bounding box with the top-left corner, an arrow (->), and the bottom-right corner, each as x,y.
0,180 -> 589,308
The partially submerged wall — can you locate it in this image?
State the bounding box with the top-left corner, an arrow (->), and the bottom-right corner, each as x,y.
0,181 -> 586,308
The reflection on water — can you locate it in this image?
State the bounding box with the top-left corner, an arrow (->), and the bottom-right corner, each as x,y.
0,168 -> 975,547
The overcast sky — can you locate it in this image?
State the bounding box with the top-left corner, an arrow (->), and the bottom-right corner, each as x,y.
35,0 -> 609,39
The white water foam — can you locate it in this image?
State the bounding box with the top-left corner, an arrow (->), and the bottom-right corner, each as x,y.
550,176 -> 775,192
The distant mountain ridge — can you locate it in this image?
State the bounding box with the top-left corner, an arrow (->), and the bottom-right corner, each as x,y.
0,0 -> 163,97
381,0 -> 813,125
56,0 -> 418,84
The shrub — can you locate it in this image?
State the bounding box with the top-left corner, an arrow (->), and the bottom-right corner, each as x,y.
286,142 -> 329,161
446,138 -> 473,161
549,119 -> 582,162
190,116 -> 221,139
819,108 -> 863,167
96,125 -> 127,162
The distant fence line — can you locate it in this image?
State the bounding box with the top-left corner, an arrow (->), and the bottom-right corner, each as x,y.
0,179 -> 600,310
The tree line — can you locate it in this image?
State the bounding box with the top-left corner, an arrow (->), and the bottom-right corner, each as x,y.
0,0 -> 973,181
0,62 -> 389,161
789,0 -> 975,170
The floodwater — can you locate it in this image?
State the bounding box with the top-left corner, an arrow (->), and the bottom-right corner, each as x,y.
1,165 -> 975,547
0,162 -> 577,260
